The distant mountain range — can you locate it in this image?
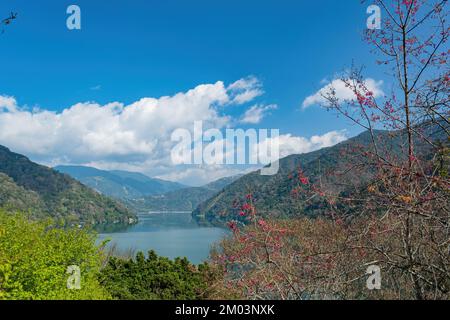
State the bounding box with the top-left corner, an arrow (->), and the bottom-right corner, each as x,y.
193,123 -> 448,226
0,145 -> 135,226
54,166 -> 186,200
55,165 -> 242,213
2,122 -> 444,226
129,175 -> 243,212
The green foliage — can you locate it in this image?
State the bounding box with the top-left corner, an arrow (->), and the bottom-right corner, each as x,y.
129,175 -> 242,212
0,210 -> 110,300
99,251 -> 209,300
54,166 -> 186,200
194,126 -> 448,225
0,145 -> 136,226
193,131 -> 376,224
130,187 -> 218,212
0,173 -> 46,217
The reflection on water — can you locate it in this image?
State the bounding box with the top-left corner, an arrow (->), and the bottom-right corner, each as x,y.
98,212 -> 228,264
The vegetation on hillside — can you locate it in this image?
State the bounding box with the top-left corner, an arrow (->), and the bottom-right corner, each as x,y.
55,166 -> 241,213
132,175 -> 242,212
206,0 -> 450,300
99,251 -> 210,300
0,173 -> 46,217
0,0 -> 448,301
194,127 -> 445,225
54,166 -> 185,200
207,199 -> 449,300
0,209 -> 210,300
0,146 -> 136,226
0,210 -> 110,299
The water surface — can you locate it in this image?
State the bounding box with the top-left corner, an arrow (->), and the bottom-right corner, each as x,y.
98,212 -> 227,264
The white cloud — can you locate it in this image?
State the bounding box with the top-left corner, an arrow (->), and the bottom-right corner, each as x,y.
164,130 -> 348,185
0,77 -> 349,185
227,76 -> 264,105
0,95 -> 18,112
155,166 -> 254,187
240,104 -> 277,124
0,82 -> 231,163
302,78 -> 384,109
256,130 -> 348,160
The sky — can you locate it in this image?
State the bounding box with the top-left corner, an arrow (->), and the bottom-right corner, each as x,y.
0,0 -> 389,186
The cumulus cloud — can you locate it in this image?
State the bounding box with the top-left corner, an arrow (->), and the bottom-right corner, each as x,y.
227,76 -> 264,105
155,166 -> 254,187
0,77 -> 349,185
256,130 -> 348,160
240,104 -> 277,124
302,78 -> 384,109
0,82 -> 230,162
0,95 -> 18,112
162,129 -> 347,185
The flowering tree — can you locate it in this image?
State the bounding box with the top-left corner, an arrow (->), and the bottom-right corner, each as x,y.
210,0 -> 449,300
322,0 -> 450,299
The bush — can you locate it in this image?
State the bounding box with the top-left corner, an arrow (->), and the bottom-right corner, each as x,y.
99,250 -> 209,300
0,210 -> 110,300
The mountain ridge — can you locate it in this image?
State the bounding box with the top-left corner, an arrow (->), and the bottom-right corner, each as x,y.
126,174 -> 243,212
0,145 -> 136,226
193,124 -> 447,225
54,165 -> 186,200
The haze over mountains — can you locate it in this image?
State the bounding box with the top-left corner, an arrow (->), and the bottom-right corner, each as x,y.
54,165 -> 186,200
1,121 -> 445,227
130,175 -> 243,212
55,165 -> 243,212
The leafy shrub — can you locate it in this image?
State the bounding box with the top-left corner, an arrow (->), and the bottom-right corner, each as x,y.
99,250 -> 209,300
0,210 -> 110,299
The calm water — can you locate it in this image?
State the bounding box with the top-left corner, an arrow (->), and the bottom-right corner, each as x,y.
98,212 -> 228,264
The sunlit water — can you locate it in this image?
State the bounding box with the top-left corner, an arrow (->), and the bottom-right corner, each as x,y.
98,212 -> 228,264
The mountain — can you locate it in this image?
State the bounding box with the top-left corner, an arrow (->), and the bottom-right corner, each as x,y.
0,145 -> 136,226
54,166 -> 186,200
193,124 -> 448,225
129,175 -> 243,212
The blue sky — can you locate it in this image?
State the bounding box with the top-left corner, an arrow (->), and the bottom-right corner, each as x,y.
0,0 -> 388,185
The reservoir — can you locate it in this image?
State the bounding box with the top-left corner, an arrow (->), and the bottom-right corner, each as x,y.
98,212 -> 228,264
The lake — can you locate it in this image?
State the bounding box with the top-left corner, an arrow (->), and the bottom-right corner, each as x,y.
98,212 -> 228,264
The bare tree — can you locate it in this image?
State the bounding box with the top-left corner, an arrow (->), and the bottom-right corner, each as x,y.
209,0 -> 449,300
1,12 -> 17,34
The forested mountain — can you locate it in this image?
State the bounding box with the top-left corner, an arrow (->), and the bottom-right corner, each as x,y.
193,123 -> 448,225
129,175 -> 243,212
0,145 -> 136,226
54,165 -> 186,200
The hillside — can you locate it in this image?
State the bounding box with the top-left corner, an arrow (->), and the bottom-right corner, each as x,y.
0,145 -> 136,226
54,165 -> 186,200
129,175 -> 243,212
0,173 -> 46,217
193,124 -> 447,225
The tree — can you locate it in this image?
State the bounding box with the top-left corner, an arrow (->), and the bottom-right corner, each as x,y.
99,250 -> 210,300
210,0 -> 449,300
1,12 -> 17,34
0,210 -> 110,299
321,0 -> 449,300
